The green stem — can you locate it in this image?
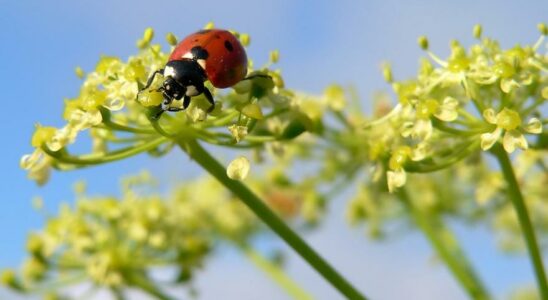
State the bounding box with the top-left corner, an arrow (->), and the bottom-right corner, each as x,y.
179,139 -> 367,300
406,140 -> 479,173
43,137 -> 168,166
240,244 -> 314,300
397,188 -> 491,300
490,144 -> 548,299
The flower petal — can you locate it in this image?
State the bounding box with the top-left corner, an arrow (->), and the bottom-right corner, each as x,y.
400,121 -> 414,138
434,97 -> 459,121
227,156 -> 250,180
524,118 -> 542,134
500,78 -> 519,93
413,119 -> 433,140
20,149 -> 43,170
480,127 -> 502,151
482,108 -> 497,124
387,169 -> 407,193
411,142 -> 429,161
503,130 -> 528,153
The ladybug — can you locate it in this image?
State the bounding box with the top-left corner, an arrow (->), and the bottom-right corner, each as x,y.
141,29 -> 248,116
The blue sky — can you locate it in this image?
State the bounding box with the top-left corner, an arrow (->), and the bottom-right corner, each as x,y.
0,0 -> 546,299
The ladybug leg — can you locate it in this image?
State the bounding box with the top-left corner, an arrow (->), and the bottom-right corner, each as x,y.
161,97 -> 174,111
141,69 -> 164,92
202,87 -> 215,113
182,96 -> 191,110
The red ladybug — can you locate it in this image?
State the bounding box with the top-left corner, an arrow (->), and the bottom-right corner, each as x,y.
141,29 -> 247,116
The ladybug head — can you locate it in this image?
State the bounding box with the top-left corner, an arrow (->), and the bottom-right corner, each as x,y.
160,76 -> 186,101
159,60 -> 207,101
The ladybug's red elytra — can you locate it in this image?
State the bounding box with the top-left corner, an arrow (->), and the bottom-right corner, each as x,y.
141,29 -> 248,117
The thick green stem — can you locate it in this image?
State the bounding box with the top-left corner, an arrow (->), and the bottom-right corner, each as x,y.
240,244 -> 314,300
490,144 -> 548,299
397,188 -> 491,300
179,139 -> 367,300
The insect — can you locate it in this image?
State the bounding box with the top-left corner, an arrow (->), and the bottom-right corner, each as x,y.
141,29 -> 248,117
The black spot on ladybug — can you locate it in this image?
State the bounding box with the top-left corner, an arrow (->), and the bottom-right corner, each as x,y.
193,39 -> 199,42
196,29 -> 212,34
215,34 -> 221,39
190,46 -> 209,60
224,40 -> 234,52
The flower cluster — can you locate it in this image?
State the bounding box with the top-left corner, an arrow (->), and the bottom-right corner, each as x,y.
1,172 -> 256,298
361,24 -> 547,192
20,24 -> 321,186
3,163 -> 330,298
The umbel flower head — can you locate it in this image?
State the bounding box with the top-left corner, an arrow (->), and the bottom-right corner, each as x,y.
2,168 -> 328,298
20,25 -> 319,185
359,24 -> 547,192
1,173 -> 257,297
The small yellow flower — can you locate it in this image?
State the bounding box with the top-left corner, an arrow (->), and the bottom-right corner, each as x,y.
480,108 -> 542,153
228,124 -> 248,142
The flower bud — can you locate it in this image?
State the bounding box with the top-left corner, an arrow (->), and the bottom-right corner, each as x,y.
1,269 -> 23,291
269,50 -> 280,63
75,66 -> 85,79
473,24 -> 482,39
381,63 -> 393,83
241,103 -> 264,120
204,22 -> 215,30
538,23 -> 548,35
227,156 -> 250,180
418,36 -> 429,50
166,32 -> 178,46
239,33 -> 251,47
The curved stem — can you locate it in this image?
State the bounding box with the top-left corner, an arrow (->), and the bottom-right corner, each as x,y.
490,144 -> 548,299
239,244 -> 314,300
100,107 -> 156,134
406,140 -> 479,173
397,188 -> 491,300
43,137 -> 167,166
179,139 -> 367,300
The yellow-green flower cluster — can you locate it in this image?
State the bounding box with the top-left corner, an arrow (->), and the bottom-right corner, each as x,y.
1,173 -> 258,298
20,25 -> 320,186
362,24 -> 547,192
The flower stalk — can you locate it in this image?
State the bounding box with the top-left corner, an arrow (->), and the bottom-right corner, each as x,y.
397,188 -> 491,300
490,144 -> 548,299
240,245 -> 313,300
178,138 -> 367,300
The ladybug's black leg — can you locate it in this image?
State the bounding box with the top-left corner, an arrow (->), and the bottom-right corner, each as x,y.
141,69 -> 164,92
202,87 -> 215,113
163,96 -> 189,112
182,96 -> 191,110
161,97 -> 174,112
